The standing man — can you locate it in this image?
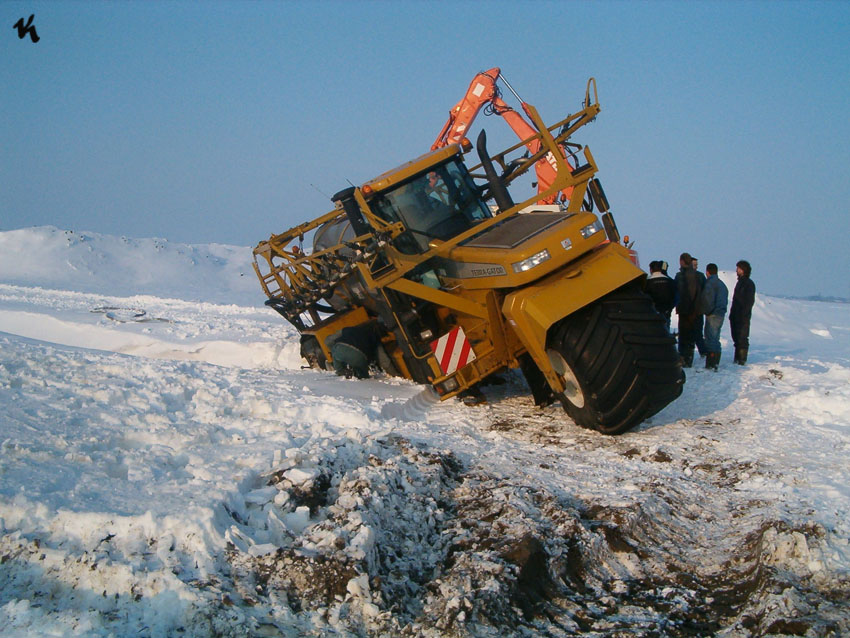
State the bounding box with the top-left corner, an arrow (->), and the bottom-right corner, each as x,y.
700,263 -> 728,370
691,256 -> 708,358
645,260 -> 676,333
674,252 -> 703,367
729,260 -> 756,365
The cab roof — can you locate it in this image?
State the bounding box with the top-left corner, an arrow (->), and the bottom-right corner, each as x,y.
361,145 -> 462,194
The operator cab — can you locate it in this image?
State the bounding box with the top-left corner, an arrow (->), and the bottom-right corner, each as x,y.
370,158 -> 492,253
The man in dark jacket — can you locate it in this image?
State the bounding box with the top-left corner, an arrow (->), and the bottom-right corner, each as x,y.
729,260 -> 756,365
645,260 -> 676,333
691,256 -> 708,357
674,252 -> 704,367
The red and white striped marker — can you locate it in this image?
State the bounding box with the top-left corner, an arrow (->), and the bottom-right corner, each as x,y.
430,326 -> 476,375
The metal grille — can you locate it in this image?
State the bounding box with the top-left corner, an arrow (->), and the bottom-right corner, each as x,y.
461,212 -> 569,249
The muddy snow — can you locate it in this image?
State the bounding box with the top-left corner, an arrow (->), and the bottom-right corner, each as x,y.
0,226 -> 848,637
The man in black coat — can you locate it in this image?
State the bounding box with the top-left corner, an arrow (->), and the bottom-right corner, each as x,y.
674,252 -> 704,367
644,260 -> 676,333
729,259 -> 756,365
691,256 -> 708,357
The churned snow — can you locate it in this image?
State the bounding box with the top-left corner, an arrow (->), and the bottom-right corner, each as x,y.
0,226 -> 848,637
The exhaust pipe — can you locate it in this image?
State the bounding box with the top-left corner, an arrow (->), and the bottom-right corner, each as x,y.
476,129 -> 514,213
332,186 -> 371,237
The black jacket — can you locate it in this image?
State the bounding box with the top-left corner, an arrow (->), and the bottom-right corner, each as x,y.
730,276 -> 756,324
674,267 -> 704,317
645,273 -> 676,315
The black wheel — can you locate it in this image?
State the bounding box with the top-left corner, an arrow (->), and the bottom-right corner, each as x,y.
376,343 -> 402,377
546,283 -> 685,435
300,335 -> 328,370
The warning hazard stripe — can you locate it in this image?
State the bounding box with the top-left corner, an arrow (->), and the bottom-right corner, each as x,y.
430,327 -> 476,375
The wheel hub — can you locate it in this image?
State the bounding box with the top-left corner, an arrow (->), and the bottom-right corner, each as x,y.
546,349 -> 585,408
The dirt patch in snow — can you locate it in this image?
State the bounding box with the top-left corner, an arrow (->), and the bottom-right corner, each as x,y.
218,432 -> 850,637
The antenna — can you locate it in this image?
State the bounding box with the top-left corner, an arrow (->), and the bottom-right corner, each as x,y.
310,183 -> 330,199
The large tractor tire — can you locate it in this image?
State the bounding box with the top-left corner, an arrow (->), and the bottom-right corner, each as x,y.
545,283 -> 684,435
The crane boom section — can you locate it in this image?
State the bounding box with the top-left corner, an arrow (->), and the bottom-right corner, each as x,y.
432,67 -> 573,204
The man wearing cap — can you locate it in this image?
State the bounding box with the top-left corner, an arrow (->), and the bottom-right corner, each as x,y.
644,260 -> 676,333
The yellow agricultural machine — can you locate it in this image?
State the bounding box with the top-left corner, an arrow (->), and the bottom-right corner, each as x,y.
253,73 -> 683,434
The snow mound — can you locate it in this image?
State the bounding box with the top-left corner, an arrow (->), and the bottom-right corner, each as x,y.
0,226 -> 258,306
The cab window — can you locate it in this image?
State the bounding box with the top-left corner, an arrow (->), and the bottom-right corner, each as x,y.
370,160 -> 491,253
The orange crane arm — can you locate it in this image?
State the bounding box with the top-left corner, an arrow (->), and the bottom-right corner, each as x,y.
432,68 -> 501,150
432,67 -> 573,205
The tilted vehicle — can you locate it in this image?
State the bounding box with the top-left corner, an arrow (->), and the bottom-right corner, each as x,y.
253,73 -> 684,434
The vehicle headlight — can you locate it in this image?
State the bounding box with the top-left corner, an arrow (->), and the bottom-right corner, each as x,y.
580,220 -> 603,239
435,376 -> 459,395
512,249 -> 551,273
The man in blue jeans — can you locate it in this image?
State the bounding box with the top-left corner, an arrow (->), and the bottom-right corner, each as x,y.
700,263 -> 728,370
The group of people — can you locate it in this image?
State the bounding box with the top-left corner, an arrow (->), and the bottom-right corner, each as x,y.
644,254 -> 756,371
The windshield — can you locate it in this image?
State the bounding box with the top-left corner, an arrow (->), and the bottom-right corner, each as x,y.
371,159 -> 492,252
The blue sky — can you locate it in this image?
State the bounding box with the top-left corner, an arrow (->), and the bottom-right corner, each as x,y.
3,0 -> 849,298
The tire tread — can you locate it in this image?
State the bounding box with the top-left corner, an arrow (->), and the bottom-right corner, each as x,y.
548,283 -> 685,434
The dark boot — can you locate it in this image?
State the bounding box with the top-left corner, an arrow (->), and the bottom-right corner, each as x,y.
682,350 -> 694,368
737,348 -> 748,365
709,352 -> 721,370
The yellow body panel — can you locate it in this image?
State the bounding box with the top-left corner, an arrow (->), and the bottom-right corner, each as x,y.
438,211 -> 605,291
502,242 -> 644,392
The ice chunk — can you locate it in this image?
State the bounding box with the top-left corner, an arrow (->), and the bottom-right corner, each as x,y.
284,467 -> 320,485
245,486 -> 278,505
282,505 -> 311,534
248,543 -> 278,557
225,525 -> 250,553
346,574 -> 370,598
337,493 -> 358,510
349,525 -> 375,560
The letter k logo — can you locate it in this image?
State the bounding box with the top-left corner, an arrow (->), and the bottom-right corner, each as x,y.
13,14 -> 40,43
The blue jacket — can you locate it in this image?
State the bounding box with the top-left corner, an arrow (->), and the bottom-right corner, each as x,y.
700,274 -> 728,317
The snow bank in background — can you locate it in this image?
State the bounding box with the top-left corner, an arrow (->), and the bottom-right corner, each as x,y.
0,286 -> 303,370
0,226 -> 849,637
0,226 -> 259,306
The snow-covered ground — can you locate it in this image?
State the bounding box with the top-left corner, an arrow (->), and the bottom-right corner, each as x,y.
0,226 -> 848,637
